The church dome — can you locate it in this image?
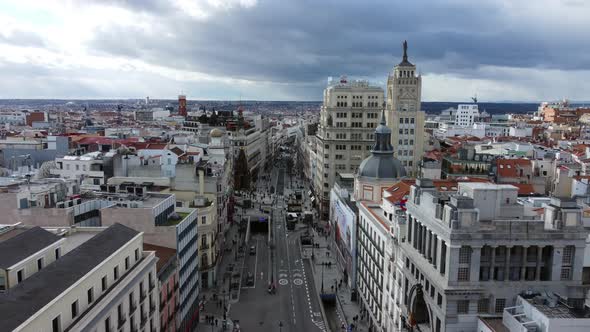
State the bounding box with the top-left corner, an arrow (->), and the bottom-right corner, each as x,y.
358,154 -> 406,179
357,109 -> 406,179
210,128 -> 223,138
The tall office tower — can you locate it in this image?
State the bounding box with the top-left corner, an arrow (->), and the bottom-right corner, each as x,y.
386,41 -> 425,177
314,76 -> 384,219
178,94 -> 187,117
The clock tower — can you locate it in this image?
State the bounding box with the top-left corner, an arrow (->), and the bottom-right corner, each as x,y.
386,41 -> 425,176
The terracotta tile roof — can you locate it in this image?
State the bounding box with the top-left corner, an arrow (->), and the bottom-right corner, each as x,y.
496,158 -> 531,178
507,183 -> 537,196
424,150 -> 443,161
384,179 -> 415,205
143,243 -> 176,273
170,146 -> 185,156
383,178 -> 486,206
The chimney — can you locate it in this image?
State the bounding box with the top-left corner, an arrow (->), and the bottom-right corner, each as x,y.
198,168 -> 205,196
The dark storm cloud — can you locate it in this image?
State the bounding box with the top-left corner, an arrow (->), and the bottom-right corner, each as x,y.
83,0 -> 590,84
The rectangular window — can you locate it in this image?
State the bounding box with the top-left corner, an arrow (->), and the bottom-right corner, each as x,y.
495,299 -> 506,313
37,258 -> 44,270
437,293 -> 443,306
457,267 -> 470,281
459,246 -> 471,264
52,315 -> 61,332
563,246 -> 574,265
202,216 -> 207,224
87,287 -> 94,304
55,248 -> 61,260
104,316 -> 111,332
71,300 -> 79,318
125,257 -> 130,270
478,298 -> 489,313
114,266 -> 119,280
135,248 -> 139,261
560,267 -> 572,280
457,300 -> 469,314
17,269 -> 23,283
102,276 -> 107,291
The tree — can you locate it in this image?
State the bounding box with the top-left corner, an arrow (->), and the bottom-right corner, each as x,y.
234,149 -> 251,191
208,112 -> 218,126
198,114 -> 209,123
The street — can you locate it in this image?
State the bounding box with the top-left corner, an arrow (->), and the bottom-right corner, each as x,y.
230,162 -> 326,332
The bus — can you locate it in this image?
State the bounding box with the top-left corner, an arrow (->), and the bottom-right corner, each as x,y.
286,212 -> 298,230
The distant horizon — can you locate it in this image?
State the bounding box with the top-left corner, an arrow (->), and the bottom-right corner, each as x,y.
2,98 -> 588,104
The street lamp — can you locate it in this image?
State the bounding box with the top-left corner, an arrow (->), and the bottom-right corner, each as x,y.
321,261 -> 325,294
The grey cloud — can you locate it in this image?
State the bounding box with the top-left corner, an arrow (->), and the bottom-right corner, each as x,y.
86,0 -> 590,91
0,29 -> 46,47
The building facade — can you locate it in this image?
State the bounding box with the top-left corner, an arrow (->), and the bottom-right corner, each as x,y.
386,41 -> 426,177
397,181 -> 588,332
315,77 -> 385,218
0,223 -> 160,332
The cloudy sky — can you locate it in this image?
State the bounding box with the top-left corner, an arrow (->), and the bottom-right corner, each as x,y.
0,0 -> 588,101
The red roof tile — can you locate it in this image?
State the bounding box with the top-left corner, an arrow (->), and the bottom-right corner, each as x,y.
496,158 -> 531,178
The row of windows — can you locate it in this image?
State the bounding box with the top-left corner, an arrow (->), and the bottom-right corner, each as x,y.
398,117 -> 415,124
51,248 -> 148,332
398,128 -> 415,135
397,149 -> 414,156
398,139 -> 414,146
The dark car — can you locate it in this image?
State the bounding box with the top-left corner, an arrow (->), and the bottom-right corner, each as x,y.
246,273 -> 254,286
249,246 -> 256,255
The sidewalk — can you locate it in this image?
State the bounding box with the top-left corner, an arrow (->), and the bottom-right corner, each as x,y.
304,229 -> 369,332
199,221 -> 244,330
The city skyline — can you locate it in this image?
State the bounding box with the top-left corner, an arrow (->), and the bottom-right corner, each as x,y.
0,0 -> 589,101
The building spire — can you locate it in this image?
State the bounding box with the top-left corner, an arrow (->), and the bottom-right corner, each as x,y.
380,106 -> 386,126
403,40 -> 408,62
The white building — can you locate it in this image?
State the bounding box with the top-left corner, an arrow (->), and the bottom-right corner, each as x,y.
52,151 -> 110,191
397,181 -> 588,332
454,104 -> 479,127
0,223 -> 160,332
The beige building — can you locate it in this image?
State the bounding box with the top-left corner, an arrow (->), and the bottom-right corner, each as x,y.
314,77 -> 385,218
0,223 -> 160,332
386,41 -> 426,176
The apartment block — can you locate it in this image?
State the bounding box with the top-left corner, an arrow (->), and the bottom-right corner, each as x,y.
0,223 -> 160,332
315,77 -> 385,218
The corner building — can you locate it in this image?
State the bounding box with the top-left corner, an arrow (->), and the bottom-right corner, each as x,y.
399,181 -> 588,332
315,78 -> 385,219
